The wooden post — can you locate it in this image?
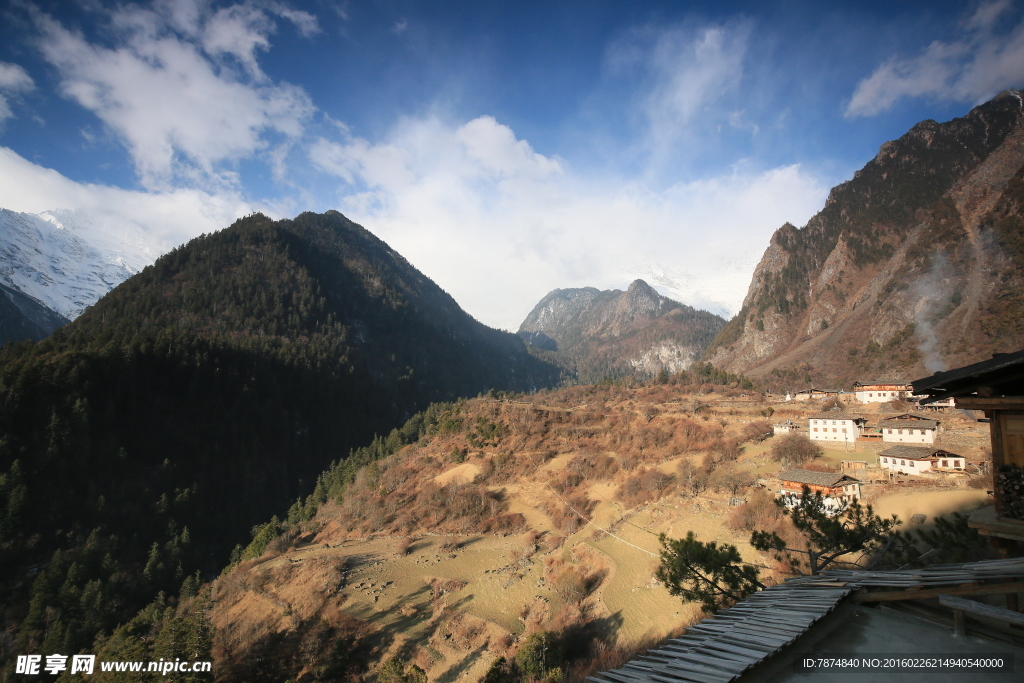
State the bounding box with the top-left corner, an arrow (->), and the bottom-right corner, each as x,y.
953,609 -> 966,637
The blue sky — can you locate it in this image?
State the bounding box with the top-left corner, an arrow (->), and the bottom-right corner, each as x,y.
1,0 -> 1023,329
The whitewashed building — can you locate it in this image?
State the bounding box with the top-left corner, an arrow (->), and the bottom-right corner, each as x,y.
878,414 -> 940,444
853,381 -> 913,404
777,469 -> 862,514
808,413 -> 868,443
793,388 -> 839,402
878,445 -> 965,475
773,420 -> 798,435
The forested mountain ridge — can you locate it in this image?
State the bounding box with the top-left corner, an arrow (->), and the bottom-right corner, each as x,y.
703,90 -> 1024,387
518,279 -> 726,384
0,210 -> 558,674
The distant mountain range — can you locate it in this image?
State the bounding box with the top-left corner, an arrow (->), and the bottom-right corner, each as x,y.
518,279 -> 726,383
703,89 -> 1024,389
0,208 -> 160,344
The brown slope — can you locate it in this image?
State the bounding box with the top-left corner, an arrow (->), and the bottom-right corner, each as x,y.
704,90 -> 1024,388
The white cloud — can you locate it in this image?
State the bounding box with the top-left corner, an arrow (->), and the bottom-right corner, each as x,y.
311,115 -> 828,330
33,3 -> 315,190
0,146 -> 251,253
202,4 -> 274,78
0,61 -> 35,125
847,1 -> 1024,117
606,19 -> 753,165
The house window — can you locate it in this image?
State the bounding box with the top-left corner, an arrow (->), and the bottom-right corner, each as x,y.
813,428 -> 818,432
842,428 -> 847,433
832,428 -> 837,433
942,460 -> 948,467
901,460 -> 906,466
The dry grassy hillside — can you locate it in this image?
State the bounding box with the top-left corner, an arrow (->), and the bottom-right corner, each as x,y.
208,382 -> 994,682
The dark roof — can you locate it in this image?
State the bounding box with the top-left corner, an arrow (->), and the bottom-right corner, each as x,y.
853,380 -> 911,388
778,469 -> 858,487
808,413 -> 866,421
877,417 -> 939,429
589,584 -> 852,683
879,444 -> 959,459
591,557 -> 1024,683
794,388 -> 838,393
913,348 -> 1024,404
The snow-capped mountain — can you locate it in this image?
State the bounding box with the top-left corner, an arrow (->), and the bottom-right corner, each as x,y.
0,207 -> 161,320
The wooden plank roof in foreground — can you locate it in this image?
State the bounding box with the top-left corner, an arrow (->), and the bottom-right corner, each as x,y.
588,557 -> 1024,683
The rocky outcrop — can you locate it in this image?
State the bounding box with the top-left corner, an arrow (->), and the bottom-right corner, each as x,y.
703,90 -> 1024,388
519,279 -> 725,382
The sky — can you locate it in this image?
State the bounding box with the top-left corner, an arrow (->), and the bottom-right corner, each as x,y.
1,0 -> 1023,330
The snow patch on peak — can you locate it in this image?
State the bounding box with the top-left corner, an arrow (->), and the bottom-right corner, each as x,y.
0,208 -> 162,319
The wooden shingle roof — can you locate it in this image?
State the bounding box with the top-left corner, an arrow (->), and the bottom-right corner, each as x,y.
590,558 -> 1024,683
777,469 -> 858,487
808,413 -> 865,421
878,444 -> 959,460
877,417 -> 939,429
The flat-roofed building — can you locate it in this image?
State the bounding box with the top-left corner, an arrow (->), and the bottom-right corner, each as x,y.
878,444 -> 965,475
853,381 -> 913,404
808,413 -> 867,443
793,388 -> 839,401
773,420 -> 798,435
878,413 -> 940,444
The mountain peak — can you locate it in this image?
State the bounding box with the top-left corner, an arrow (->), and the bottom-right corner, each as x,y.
519,282 -> 725,382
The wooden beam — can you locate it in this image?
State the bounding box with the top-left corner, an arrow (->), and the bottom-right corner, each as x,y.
955,397 -> 1024,410
853,581 -> 1024,603
939,594 -> 1024,627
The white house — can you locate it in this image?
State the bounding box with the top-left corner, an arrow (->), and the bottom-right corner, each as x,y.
853,381 -> 913,404
878,414 -> 940,444
808,413 -> 868,443
793,388 -> 839,402
773,420 -> 798,435
878,445 -> 965,475
777,469 -> 862,515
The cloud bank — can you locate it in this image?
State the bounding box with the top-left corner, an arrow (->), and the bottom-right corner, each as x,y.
311,115 -> 828,330
0,146 -> 251,253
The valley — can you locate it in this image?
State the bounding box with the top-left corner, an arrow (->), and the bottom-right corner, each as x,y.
0,84 -> 1022,683
206,380 -> 993,681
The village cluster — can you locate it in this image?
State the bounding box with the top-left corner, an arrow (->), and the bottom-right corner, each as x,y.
770,381 -> 974,513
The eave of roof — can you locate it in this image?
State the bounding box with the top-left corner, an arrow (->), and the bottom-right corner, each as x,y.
913,348 -> 1024,403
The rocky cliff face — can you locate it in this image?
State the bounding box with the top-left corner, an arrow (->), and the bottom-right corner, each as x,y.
519,279 -> 726,382
703,90 -> 1024,388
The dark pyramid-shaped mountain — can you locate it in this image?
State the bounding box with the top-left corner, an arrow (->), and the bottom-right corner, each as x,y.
519,279 -> 726,383
0,210 -> 557,662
